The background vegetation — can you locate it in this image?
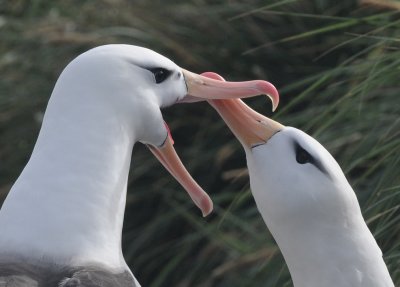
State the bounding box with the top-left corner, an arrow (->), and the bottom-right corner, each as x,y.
0,0 -> 399,286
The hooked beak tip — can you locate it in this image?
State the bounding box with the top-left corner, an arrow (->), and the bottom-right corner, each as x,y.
271,95 -> 279,112
255,81 -> 279,112
182,69 -> 280,112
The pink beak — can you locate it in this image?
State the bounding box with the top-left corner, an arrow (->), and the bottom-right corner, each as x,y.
148,70 -> 280,217
202,72 -> 283,150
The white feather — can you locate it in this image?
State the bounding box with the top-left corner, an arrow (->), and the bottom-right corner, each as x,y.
246,127 -> 394,287
0,45 -> 186,273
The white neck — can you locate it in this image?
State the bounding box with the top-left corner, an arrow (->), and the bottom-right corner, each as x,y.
0,84 -> 137,268
259,201 -> 394,287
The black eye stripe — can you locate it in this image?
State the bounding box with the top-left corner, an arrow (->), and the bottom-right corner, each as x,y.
147,67 -> 171,84
294,141 -> 329,176
295,144 -> 313,165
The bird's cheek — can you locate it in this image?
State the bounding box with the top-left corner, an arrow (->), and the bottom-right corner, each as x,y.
135,107 -> 167,147
158,81 -> 187,107
142,124 -> 168,147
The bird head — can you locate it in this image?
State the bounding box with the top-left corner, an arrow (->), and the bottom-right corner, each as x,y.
55,45 -> 279,217
206,72 -> 359,228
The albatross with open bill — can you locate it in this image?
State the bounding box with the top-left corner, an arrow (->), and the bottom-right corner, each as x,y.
204,72 -> 395,287
0,45 -> 279,287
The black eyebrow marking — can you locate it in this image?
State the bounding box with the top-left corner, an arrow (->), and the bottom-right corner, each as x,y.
137,64 -> 172,74
127,61 -> 163,73
293,141 -> 330,178
133,64 -> 173,84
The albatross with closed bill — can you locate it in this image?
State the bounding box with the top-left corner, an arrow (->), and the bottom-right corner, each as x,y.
0,45 -> 279,287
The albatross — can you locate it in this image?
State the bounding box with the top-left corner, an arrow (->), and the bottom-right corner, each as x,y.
0,45 -> 279,286
204,72 -> 395,287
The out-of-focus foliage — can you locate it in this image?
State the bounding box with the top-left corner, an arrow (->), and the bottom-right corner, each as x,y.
0,0 -> 399,286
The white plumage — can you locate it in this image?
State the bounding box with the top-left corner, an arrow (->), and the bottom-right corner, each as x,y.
0,45 -> 278,286
247,127 -> 394,287
206,72 -> 394,287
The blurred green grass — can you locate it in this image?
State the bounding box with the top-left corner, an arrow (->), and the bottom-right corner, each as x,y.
0,0 -> 399,286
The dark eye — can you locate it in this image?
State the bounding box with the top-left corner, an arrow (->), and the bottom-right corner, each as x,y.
149,68 -> 171,84
293,141 -> 330,176
296,145 -> 312,164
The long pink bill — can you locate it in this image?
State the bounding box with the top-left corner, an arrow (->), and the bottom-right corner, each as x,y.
147,126 -> 213,217
202,72 -> 283,149
181,69 -> 279,111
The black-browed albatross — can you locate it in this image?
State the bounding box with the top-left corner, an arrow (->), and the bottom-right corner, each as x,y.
204,72 -> 395,287
0,45 -> 279,287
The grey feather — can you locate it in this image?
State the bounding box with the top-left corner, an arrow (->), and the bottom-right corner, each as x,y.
0,261 -> 137,287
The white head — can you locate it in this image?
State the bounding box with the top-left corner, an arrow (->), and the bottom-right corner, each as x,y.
247,127 -> 360,228
54,45 -> 188,147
